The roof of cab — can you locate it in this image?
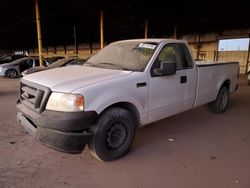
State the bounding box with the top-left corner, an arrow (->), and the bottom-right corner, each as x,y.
112,38 -> 187,44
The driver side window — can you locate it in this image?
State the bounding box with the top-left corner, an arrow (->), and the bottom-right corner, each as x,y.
152,44 -> 182,71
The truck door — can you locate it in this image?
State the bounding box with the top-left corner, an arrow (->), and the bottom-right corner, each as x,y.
148,43 -> 197,123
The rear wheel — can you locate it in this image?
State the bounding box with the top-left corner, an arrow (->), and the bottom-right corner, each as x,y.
88,107 -> 136,161
6,69 -> 18,78
209,86 -> 229,114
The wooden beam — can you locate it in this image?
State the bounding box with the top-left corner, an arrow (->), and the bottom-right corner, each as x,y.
196,33 -> 201,60
73,26 -> 78,55
144,20 -> 148,39
100,11 -> 104,49
174,26 -> 177,39
245,34 -> 250,74
35,0 -> 43,66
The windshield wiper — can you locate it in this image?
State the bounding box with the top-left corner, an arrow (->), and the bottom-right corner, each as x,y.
92,62 -> 125,70
83,62 -> 94,66
84,62 -> 131,71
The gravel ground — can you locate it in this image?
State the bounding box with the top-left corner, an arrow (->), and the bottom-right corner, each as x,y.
0,75 -> 249,188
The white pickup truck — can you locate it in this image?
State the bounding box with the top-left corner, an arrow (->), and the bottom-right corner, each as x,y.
17,39 -> 239,161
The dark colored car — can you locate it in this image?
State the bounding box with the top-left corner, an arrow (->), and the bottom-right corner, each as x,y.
21,57 -> 86,76
45,56 -> 65,65
0,54 -> 27,65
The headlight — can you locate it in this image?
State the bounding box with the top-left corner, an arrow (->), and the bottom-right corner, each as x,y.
46,92 -> 84,112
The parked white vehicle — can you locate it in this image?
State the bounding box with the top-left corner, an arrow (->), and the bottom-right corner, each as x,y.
17,39 -> 239,161
0,57 -> 48,78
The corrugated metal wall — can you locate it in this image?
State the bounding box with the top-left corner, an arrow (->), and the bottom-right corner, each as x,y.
29,29 -> 250,73
186,29 -> 249,73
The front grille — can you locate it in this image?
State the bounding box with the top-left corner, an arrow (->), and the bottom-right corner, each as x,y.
20,80 -> 51,113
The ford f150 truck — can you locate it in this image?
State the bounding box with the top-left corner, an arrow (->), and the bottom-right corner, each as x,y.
17,39 -> 239,161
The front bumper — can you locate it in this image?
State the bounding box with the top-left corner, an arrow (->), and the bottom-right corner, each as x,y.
0,69 -> 5,76
17,100 -> 97,153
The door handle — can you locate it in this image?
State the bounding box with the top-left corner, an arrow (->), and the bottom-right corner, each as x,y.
180,76 -> 187,84
136,82 -> 147,88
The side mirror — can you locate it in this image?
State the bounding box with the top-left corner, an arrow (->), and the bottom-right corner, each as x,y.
153,61 -> 176,76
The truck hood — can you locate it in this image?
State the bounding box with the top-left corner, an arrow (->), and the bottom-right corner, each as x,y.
22,66 -> 132,92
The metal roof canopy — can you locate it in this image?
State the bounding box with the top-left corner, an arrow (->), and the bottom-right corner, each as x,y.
0,0 -> 249,50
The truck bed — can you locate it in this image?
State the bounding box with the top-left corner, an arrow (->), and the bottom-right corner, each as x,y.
194,61 -> 239,107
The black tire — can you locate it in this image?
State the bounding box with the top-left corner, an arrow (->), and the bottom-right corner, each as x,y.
209,86 -> 229,114
88,107 -> 136,161
6,69 -> 18,78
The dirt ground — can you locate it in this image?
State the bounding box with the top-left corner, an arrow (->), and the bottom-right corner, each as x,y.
0,75 -> 250,188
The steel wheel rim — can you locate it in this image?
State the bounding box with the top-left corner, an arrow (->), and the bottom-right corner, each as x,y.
220,91 -> 228,110
106,122 -> 127,150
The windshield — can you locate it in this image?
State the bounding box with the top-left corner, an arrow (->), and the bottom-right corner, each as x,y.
85,41 -> 157,71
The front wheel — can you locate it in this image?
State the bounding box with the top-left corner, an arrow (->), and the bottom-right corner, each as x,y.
88,107 -> 136,161
6,69 -> 18,78
209,86 -> 229,114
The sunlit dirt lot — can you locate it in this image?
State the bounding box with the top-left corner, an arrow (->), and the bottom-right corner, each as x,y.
0,75 -> 249,188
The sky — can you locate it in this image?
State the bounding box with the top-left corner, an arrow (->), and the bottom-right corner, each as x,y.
218,38 -> 250,51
